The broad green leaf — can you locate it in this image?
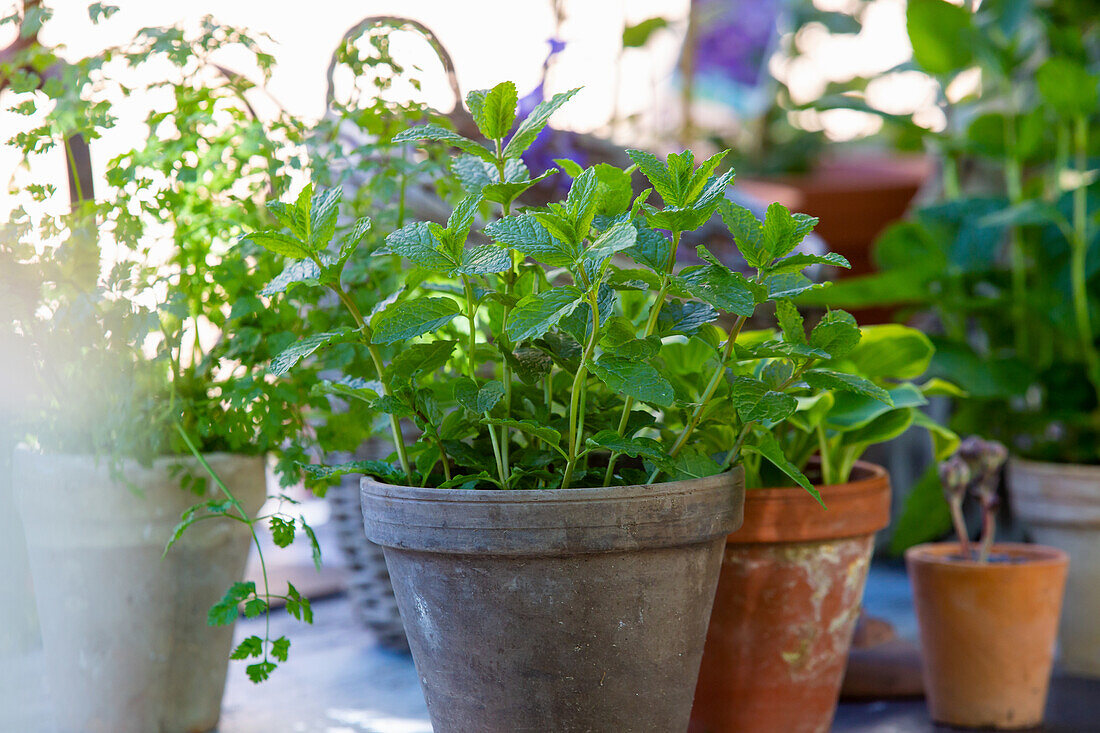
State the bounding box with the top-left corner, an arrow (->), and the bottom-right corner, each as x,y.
589,355 -> 674,406
627,149 -> 677,204
769,251 -> 849,275
506,286 -> 584,342
267,200 -> 307,240
261,259 -> 321,296
483,418 -> 565,455
661,447 -> 723,481
911,410 -> 960,461
242,231 -> 312,259
590,163 -> 633,215
676,264 -> 760,317
454,378 -> 505,413
371,297 -> 461,344
310,378 -> 381,405
385,222 -> 455,270
906,0 -> 974,75
918,377 -> 966,398
809,310 -> 860,359
826,384 -> 927,430
371,395 -> 416,418
767,272 -> 825,299
599,319 -> 661,361
845,324 -> 933,379
889,466 -> 951,554
511,346 -> 554,384
583,220 -> 637,266
338,217 -> 372,264
656,300 -> 719,336
503,87 -> 582,158
386,340 -> 457,384
453,155 -> 527,191
298,460 -> 405,485
624,225 -> 672,272
393,123 -> 495,162
309,187 -> 342,249
459,245 -> 511,274
209,581 -> 255,626
743,430 -> 821,505
803,369 -> 892,404
586,430 -> 666,461
775,299 -> 806,345
485,214 -> 577,267
840,406 -> 914,447
566,167 -> 600,240
718,200 -> 766,268
762,203 -> 818,260
731,376 -> 798,423
271,329 -> 356,376
468,81 -> 518,139
445,194 -> 482,253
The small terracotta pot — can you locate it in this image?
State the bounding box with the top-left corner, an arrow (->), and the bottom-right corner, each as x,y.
689,461 -> 890,733
907,542 -> 1068,729
1007,458 -> 1100,677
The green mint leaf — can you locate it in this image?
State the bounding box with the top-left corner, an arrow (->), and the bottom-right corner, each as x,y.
267,200 -> 307,240
455,378 -> 506,414
502,87 -> 582,158
809,309 -> 861,359
459,245 -> 511,274
309,187 -> 342,249
446,194 -> 482,252
586,430 -> 667,461
761,203 -> 818,261
768,251 -> 849,275
482,168 -> 558,207
683,150 -> 729,203
298,460 -> 405,485
775,299 -> 806,345
662,447 -> 723,481
624,225 -> 672,272
482,418 -> 565,456
310,377 -> 382,405
385,221 -> 456,271
742,429 -> 821,505
589,355 -> 674,407
676,265 -> 761,317
371,297 -> 461,344
393,123 -> 495,162
299,524 -> 322,575
241,231 -> 312,260
386,340 -> 457,385
373,395 -> 417,419
270,329 -> 356,377
261,258 -> 321,296
626,149 -> 677,204
656,300 -> 719,337
511,346 -> 554,384
338,217 -> 372,265
718,200 -> 767,268
765,272 -> 826,299
803,369 -> 893,405
506,286 -> 584,342
583,220 -> 637,266
485,214 -> 578,267
566,167 -> 600,240
468,81 -> 518,140
731,375 -> 798,423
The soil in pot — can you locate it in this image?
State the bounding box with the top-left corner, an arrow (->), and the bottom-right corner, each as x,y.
1008,458 -> 1100,677
689,461 -> 891,733
907,542 -> 1068,730
360,470 -> 745,733
13,450 -> 266,733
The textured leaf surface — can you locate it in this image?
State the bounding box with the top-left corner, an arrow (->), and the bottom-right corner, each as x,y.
589,355 -> 674,406
506,287 -> 584,342
271,329 -> 355,376
371,298 -> 461,344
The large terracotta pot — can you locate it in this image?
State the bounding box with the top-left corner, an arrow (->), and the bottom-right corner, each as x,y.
361,470 -> 744,733
907,542 -> 1068,729
13,450 -> 266,733
1007,457 -> 1100,677
689,461 -> 890,733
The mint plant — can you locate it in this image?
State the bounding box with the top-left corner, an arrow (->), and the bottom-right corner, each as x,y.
245,80 -> 904,503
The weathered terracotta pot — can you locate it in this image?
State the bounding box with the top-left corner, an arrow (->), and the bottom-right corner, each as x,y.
361,470 -> 745,733
907,542 -> 1068,729
1008,458 -> 1100,677
14,450 -> 266,733
690,461 -> 890,733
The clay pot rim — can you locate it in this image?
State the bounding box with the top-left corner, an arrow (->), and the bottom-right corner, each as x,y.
905,542 -> 1069,569
748,460 -> 887,499
362,465 -> 743,503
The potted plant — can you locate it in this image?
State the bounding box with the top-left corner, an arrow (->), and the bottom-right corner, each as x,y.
242,79 -> 898,730
812,0 -> 1100,677
690,324 -> 957,733
909,437 -> 1068,729
4,14 -> 317,732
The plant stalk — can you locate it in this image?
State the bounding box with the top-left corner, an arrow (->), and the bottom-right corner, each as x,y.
1071,116 -> 1100,403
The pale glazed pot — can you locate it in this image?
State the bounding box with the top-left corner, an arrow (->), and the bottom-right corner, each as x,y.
362,469 -> 745,733
14,450 -> 266,733
907,542 -> 1067,729
1008,457 -> 1100,677
689,461 -> 891,733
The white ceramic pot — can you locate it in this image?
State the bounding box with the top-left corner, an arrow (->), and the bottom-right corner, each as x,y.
1008,458 -> 1100,677
14,450 -> 267,733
